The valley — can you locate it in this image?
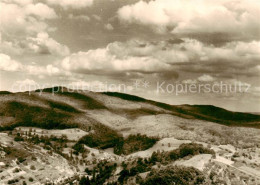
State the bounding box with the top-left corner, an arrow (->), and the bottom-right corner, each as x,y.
0,88 -> 260,184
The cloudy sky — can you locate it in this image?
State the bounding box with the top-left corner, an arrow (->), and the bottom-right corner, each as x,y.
0,0 -> 260,112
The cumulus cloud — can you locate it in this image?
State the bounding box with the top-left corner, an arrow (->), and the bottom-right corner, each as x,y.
104,23 -> 114,31
12,79 -> 39,92
1,32 -> 70,56
14,79 -> 37,86
26,32 -> 70,56
46,0 -> 93,9
61,48 -> 170,74
24,3 -> 57,20
59,38 -> 260,78
118,0 -> 260,39
25,64 -> 70,78
0,37 -> 23,55
0,2 -> 57,36
0,53 -> 67,79
0,53 -> 23,71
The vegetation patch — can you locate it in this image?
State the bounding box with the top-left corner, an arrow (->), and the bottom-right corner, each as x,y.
61,92 -> 107,110
0,91 -> 12,95
48,100 -> 80,113
36,87 -> 107,109
81,160 -> 117,185
141,166 -> 205,185
0,101 -> 77,130
102,92 -> 146,102
76,123 -> 123,149
114,134 -> 158,155
112,143 -> 214,184
117,108 -> 162,120
168,143 -> 215,160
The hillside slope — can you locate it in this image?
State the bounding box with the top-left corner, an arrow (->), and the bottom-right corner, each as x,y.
0,87 -> 260,132
1,88 -> 260,184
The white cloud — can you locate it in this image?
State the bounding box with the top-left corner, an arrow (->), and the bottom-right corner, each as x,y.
61,48 -> 170,73
198,74 -> 215,82
104,23 -> 114,31
0,2 -> 57,36
0,54 -> 65,77
0,38 -> 23,55
118,0 -> 260,38
1,31 -> 70,56
15,79 -> 37,86
46,64 -> 60,75
0,53 -> 23,71
0,52 -> 71,82
46,0 -> 93,9
12,79 -> 39,92
26,32 -> 70,56
25,3 -> 57,20
59,38 -> 260,77
25,64 -> 69,77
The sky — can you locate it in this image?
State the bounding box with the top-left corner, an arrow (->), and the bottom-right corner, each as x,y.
0,0 -> 260,112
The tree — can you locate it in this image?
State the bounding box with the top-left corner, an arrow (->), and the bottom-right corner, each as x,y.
79,176 -> 91,185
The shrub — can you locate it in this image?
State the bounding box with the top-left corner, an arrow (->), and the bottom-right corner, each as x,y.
13,168 -> 20,173
18,157 -> 26,163
7,179 -> 19,184
30,165 -> 36,170
73,143 -> 85,153
14,135 -> 24,142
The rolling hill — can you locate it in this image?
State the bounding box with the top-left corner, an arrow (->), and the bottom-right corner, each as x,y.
1,87 -> 260,184
0,87 -> 260,132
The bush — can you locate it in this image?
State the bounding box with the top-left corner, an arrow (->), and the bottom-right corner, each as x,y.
30,165 -> 36,170
29,177 -> 34,182
13,168 -> 20,173
14,135 -> 24,142
7,179 -> 19,184
18,157 -> 26,163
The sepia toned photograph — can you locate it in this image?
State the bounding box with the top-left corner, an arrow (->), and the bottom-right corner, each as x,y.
0,0 -> 260,184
